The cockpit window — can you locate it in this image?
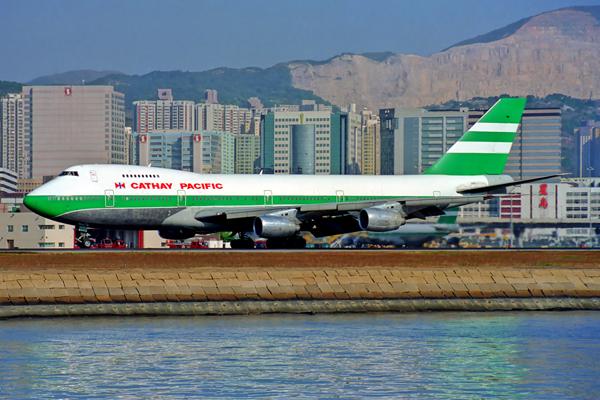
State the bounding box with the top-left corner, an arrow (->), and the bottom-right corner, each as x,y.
59,171 -> 79,177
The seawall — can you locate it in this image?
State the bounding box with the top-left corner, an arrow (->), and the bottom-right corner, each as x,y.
2,265 -> 600,317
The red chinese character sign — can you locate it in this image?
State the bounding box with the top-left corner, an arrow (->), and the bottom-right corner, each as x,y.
539,184 -> 548,196
539,197 -> 549,209
64,88 -> 72,96
139,135 -> 147,143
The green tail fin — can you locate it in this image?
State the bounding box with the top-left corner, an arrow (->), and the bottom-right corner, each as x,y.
437,208 -> 458,225
423,98 -> 526,176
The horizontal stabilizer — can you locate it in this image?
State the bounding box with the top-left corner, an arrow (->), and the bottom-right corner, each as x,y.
457,173 -> 568,194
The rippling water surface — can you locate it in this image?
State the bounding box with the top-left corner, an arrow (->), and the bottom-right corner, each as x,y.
1,312 -> 599,399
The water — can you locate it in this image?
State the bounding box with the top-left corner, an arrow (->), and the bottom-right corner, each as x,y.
1,312 -> 599,399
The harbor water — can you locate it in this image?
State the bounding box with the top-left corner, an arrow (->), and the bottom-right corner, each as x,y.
1,312 -> 599,399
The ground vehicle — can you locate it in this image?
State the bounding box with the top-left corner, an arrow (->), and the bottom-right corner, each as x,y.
114,240 -> 127,248
98,238 -> 114,249
75,237 -> 97,249
167,238 -> 209,249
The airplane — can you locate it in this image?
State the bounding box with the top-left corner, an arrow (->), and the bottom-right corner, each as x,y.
24,98 -> 559,249
338,209 -> 459,248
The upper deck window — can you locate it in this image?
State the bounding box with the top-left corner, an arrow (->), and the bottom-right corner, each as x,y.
59,171 -> 79,177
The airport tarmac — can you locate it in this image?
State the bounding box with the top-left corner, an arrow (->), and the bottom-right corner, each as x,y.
1,250 -> 599,317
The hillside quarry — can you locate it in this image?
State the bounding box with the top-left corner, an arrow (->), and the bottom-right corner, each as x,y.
287,8 -> 600,110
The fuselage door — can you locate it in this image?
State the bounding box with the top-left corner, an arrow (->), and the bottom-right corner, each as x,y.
105,189 -> 115,208
90,170 -> 98,182
264,190 -> 273,206
177,190 -> 186,207
336,190 -> 344,203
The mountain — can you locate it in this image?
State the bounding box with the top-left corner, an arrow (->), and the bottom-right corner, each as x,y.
27,70 -> 124,85
287,6 -> 600,110
0,80 -> 24,98
88,65 -> 330,114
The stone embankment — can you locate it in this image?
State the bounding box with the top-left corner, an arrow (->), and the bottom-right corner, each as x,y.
2,266 -> 600,317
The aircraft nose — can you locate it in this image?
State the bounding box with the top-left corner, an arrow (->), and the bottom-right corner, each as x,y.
24,190 -> 48,217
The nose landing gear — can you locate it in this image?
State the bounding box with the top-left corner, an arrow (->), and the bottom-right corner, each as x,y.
266,236 -> 307,249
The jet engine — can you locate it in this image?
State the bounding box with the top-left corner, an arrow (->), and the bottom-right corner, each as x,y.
359,208 -> 406,232
158,228 -> 196,240
254,216 -> 300,238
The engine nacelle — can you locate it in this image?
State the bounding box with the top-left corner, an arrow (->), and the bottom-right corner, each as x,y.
159,228 -> 196,240
359,208 -> 406,232
254,216 -> 300,238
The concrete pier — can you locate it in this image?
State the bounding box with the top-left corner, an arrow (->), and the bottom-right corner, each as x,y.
2,266 -> 600,317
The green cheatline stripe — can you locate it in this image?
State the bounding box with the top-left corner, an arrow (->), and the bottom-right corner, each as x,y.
25,193 -> 405,219
424,153 -> 509,176
478,98 -> 527,124
459,130 -> 516,142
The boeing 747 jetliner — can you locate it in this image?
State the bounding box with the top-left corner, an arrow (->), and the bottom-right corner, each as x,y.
24,98 -> 556,248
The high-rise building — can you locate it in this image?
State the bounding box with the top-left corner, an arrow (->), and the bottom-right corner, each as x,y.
133,92 -> 195,133
132,130 -> 203,173
0,168 -> 18,194
0,94 -> 25,178
205,89 -> 218,104
235,134 -> 261,174
575,121 -> 600,178
132,130 -> 234,174
196,104 -> 253,135
379,108 -> 469,175
469,107 -> 562,180
361,111 -> 380,175
22,85 -> 127,179
260,110 -> 346,175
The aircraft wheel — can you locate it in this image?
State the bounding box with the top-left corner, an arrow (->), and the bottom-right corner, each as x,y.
266,238 -> 284,249
293,237 -> 307,249
82,239 -> 91,249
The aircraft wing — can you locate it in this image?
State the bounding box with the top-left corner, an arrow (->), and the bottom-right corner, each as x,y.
194,194 -> 490,237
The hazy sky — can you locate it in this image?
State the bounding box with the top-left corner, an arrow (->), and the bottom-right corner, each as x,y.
1,0 -> 598,83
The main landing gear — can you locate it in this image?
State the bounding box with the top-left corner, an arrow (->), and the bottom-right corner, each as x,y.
229,232 -> 255,249
266,236 -> 307,249
229,233 -> 307,249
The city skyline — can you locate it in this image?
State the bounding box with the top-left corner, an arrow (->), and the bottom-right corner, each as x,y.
1,0 -> 597,83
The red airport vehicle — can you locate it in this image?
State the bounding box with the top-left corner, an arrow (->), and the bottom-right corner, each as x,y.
98,238 -> 114,249
114,240 -> 127,249
167,238 -> 209,249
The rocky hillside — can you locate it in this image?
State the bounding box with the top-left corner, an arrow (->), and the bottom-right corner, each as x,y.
287,7 -> 600,110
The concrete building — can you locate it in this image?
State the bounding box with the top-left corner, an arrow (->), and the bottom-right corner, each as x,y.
205,89 -> 218,104
202,131 -> 235,174
361,111 -> 380,175
575,120 -> 600,178
22,85 -> 127,179
195,104 -> 253,135
0,212 -> 74,249
0,94 -> 25,178
469,107 -> 562,181
0,169 -> 18,194
379,107 -> 469,175
301,100 -> 333,112
133,92 -> 195,133
132,131 -> 203,173
132,130 -> 234,174
235,134 -> 261,174
344,104 -> 363,175
261,110 -> 344,175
